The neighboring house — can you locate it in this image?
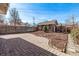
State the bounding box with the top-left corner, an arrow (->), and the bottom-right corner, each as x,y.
37,20 -> 58,32
37,20 -> 78,33
24,23 -> 32,27
65,23 -> 78,33
56,23 -> 66,33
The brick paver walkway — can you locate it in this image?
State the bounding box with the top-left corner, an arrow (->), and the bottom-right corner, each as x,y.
0,33 -> 69,56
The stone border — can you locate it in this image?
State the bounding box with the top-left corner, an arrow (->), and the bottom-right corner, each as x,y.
49,47 -> 70,56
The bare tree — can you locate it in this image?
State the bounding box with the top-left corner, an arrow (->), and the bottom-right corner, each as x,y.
65,15 -> 77,30
68,15 -> 79,44
9,8 -> 22,26
0,15 -> 4,24
71,16 -> 75,29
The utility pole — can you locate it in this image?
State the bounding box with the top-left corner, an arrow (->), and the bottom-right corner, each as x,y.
72,16 -> 75,30
33,17 -> 36,26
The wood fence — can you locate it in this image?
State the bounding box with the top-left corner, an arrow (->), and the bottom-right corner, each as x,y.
0,25 -> 36,34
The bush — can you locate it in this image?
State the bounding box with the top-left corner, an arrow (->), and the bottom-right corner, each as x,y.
70,28 -> 79,40
43,26 -> 48,32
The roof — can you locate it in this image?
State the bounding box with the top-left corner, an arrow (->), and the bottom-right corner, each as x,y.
0,3 -> 9,14
56,23 -> 66,27
38,20 -> 58,25
65,23 -> 77,28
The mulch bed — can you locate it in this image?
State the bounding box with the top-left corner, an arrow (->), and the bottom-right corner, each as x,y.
31,31 -> 68,52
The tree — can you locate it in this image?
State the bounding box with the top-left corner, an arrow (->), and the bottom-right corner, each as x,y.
0,15 -> 4,24
9,8 -> 22,26
24,22 -> 31,27
59,23 -> 63,32
65,15 -> 77,31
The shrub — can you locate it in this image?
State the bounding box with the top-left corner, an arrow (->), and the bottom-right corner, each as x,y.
70,28 -> 79,40
43,26 -> 48,32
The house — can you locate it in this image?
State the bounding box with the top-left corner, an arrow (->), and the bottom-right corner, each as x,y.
56,22 -> 78,33
56,23 -> 66,33
0,3 -> 9,25
37,20 -> 76,33
37,20 -> 58,32
65,23 -> 78,33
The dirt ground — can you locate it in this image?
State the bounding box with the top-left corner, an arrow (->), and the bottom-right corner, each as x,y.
31,31 -> 68,52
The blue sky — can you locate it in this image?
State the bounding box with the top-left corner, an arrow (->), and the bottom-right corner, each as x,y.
6,3 -> 79,25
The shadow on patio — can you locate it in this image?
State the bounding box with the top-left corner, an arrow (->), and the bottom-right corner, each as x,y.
0,37 -> 56,56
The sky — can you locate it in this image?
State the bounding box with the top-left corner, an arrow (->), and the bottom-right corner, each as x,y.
6,3 -> 79,25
